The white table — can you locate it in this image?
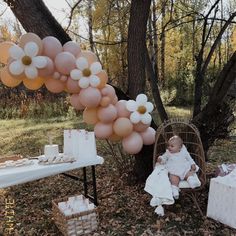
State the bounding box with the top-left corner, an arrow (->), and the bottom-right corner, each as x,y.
0,156 -> 104,205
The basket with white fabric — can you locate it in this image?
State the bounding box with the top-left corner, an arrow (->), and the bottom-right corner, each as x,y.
52,195 -> 98,236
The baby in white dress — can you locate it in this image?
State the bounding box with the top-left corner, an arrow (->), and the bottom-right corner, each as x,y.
157,135 -> 200,199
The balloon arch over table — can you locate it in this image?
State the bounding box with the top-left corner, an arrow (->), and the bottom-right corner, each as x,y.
0,33 -> 156,155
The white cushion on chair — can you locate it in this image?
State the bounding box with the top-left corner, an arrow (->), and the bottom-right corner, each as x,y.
179,173 -> 201,189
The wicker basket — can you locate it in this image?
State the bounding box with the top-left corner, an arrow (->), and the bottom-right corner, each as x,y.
52,195 -> 99,236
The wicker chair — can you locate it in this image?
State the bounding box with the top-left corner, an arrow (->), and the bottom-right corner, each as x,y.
153,118 -> 206,215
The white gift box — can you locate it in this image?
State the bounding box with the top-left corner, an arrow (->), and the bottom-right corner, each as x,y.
63,129 -> 97,163
207,172 -> 236,229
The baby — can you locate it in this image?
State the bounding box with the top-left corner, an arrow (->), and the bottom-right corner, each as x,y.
157,135 -> 200,199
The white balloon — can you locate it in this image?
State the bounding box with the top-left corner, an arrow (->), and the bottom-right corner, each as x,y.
24,42 -> 38,57
9,61 -> 24,75
130,111 -> 141,124
90,62 -> 102,74
90,75 -> 100,87
141,113 -> 152,124
145,102 -> 154,112
25,65 -> 38,79
9,45 -> 24,60
32,56 -> 47,68
76,57 -> 88,70
126,100 -> 137,112
79,77 -> 90,88
70,69 -> 82,80
136,94 -> 147,105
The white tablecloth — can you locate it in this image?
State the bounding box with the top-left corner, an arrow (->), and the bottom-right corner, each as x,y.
0,156 -> 104,188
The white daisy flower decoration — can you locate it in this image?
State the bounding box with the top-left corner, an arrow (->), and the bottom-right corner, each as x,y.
70,57 -> 102,89
126,94 -> 154,124
8,42 -> 47,79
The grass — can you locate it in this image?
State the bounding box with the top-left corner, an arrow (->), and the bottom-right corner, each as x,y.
0,107 -> 235,235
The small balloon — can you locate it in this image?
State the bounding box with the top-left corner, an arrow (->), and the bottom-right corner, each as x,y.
23,77 -> 45,90
83,107 -> 99,125
140,127 -> 156,145
79,87 -> 102,108
63,41 -> 81,57
94,122 -> 113,139
96,70 -> 108,89
45,77 -> 65,93
97,104 -> 117,123
113,117 -> 133,137
54,51 -> 76,75
69,94 -> 85,110
66,77 -> 81,94
79,50 -> 98,65
133,122 -> 151,132
115,100 -> 131,118
100,96 -> 111,107
0,42 -> 15,64
122,132 -> 143,154
0,67 -> 22,87
42,36 -> 63,60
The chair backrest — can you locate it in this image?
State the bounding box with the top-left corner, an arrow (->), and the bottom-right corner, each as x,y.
153,118 -> 206,187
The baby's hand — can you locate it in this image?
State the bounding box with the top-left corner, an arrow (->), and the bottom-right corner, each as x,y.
190,164 -> 196,172
156,156 -> 162,163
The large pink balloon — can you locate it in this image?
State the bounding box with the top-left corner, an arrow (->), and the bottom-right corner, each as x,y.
97,104 -> 117,123
45,77 -> 65,93
140,127 -> 156,145
63,41 -> 81,57
70,94 -> 85,110
42,36 -> 63,60
133,122 -> 150,132
113,117 -> 133,137
79,87 -> 102,108
122,132 -> 143,154
66,77 -> 81,94
94,122 -> 113,139
115,100 -> 131,118
54,52 -> 76,75
38,57 -> 54,77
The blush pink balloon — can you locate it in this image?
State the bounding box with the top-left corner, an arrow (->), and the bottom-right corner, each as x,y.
133,122 -> 151,132
140,127 -> 156,145
115,100 -> 131,118
101,84 -> 116,100
45,77 -> 65,93
113,117 -> 133,137
66,77 -> 81,94
94,122 -> 113,139
79,87 -> 102,108
122,131 -> 143,154
55,52 -> 76,75
112,95 -> 118,105
63,41 -> 81,57
38,57 -> 54,77
42,36 -> 63,60
97,104 -> 118,123
69,94 -> 85,110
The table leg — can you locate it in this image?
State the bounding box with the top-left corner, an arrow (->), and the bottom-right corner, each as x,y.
83,167 -> 88,198
91,166 -> 98,205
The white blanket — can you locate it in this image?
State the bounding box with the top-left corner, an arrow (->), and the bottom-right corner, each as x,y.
144,164 -> 174,215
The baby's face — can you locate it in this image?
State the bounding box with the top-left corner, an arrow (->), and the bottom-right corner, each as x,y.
167,140 -> 181,153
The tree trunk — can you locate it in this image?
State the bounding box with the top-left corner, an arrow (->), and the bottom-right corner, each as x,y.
4,0 -> 71,44
193,51 -> 236,153
127,0 -> 151,98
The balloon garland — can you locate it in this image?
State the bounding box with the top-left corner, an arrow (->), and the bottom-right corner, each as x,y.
0,33 -> 156,154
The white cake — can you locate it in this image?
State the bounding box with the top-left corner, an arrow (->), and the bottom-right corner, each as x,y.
44,144 -> 59,159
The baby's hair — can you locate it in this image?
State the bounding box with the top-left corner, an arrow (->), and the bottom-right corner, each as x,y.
168,135 -> 183,147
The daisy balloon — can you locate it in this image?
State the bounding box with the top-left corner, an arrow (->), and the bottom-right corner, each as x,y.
8,42 -> 47,79
126,94 -> 154,124
70,57 -> 102,89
